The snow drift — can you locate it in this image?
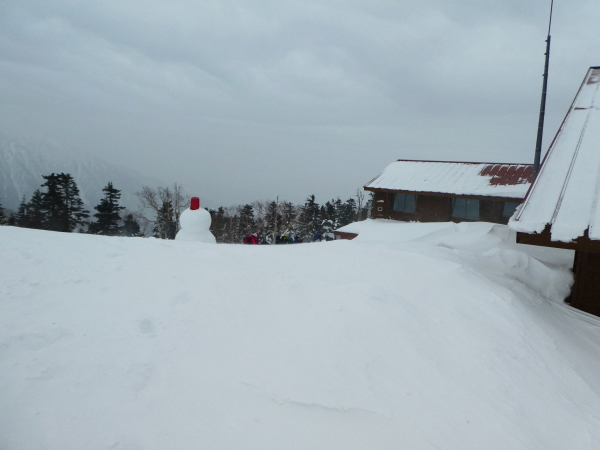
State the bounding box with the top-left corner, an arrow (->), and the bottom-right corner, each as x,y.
1,220 -> 600,450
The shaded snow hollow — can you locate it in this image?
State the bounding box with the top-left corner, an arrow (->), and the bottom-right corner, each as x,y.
1,221 -> 600,450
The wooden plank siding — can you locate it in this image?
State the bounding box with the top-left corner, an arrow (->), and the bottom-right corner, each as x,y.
570,251 -> 600,317
369,190 -> 517,225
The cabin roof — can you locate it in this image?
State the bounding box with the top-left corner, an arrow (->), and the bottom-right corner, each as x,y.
510,66 -> 600,243
364,160 -> 532,199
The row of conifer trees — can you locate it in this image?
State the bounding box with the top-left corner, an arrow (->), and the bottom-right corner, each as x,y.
0,173 -> 141,236
208,194 -> 371,244
0,174 -> 372,243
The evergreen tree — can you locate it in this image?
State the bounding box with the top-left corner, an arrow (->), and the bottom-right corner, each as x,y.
16,197 -> 29,227
90,182 -> 125,235
40,173 -> 89,232
61,173 -> 90,232
333,198 -> 344,228
209,207 -> 233,243
298,195 -> 321,241
26,190 -> 46,229
263,201 -> 281,244
237,204 -> 256,240
5,212 -> 16,226
40,173 -> 63,230
321,200 -> 337,235
0,197 -> 5,225
122,213 -> 142,237
279,201 -> 297,238
153,200 -> 177,239
229,212 -> 242,244
339,198 -> 357,227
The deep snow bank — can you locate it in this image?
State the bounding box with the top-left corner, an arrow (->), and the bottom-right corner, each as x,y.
1,222 -> 600,450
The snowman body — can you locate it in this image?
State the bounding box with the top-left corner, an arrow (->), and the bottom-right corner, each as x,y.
175,203 -> 216,243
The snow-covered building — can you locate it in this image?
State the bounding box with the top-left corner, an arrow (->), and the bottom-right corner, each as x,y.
363,160 -> 532,225
510,66 -> 600,317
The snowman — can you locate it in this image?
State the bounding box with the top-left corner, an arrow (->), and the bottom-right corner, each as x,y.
175,197 -> 216,243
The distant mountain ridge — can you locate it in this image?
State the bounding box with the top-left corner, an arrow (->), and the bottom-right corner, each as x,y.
0,133 -> 163,212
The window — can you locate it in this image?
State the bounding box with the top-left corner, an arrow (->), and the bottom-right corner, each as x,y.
392,193 -> 416,213
502,202 -> 519,218
452,198 -> 479,219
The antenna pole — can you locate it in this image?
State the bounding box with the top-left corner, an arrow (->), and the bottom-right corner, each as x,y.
533,0 -> 554,176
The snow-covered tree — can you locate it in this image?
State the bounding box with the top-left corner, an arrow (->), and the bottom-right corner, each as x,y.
153,200 -> 177,239
297,195 -> 321,241
237,204 -> 256,240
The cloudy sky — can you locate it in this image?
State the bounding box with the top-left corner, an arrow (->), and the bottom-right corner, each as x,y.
1,0 -> 598,208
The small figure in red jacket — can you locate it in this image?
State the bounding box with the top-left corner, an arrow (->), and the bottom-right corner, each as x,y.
243,232 -> 260,245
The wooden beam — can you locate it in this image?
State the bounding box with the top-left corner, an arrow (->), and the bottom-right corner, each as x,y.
517,228 -> 600,253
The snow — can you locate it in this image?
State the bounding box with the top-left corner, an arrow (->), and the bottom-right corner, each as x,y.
365,161 -> 531,199
336,219 -> 455,240
510,67 -> 600,242
1,221 -> 600,450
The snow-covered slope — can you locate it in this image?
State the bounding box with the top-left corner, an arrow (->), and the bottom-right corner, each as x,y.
0,133 -> 162,211
1,221 -> 599,450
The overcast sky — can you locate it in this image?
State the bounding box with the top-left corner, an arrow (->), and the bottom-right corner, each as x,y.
1,0 -> 598,208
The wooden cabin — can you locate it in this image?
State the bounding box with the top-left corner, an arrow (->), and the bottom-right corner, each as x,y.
510,66 -> 600,317
363,160 -> 532,224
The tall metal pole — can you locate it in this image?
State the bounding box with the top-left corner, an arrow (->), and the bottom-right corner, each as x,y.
533,0 -> 554,176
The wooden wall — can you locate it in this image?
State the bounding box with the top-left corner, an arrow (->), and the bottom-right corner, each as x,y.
570,251 -> 600,317
370,191 -> 513,225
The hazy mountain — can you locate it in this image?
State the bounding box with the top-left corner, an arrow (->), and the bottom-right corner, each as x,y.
0,133 -> 163,212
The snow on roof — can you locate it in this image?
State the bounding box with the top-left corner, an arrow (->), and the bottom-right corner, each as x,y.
364,160 -> 532,199
510,67 -> 600,242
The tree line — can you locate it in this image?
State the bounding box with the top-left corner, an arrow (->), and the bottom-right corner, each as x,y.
0,173 -> 140,236
208,193 -> 370,244
0,173 -> 372,243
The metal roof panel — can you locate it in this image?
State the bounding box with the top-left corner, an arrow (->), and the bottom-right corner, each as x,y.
365,160 -> 532,198
510,67 -> 600,242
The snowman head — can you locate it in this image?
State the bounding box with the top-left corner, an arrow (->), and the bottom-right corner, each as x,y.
179,204 -> 211,231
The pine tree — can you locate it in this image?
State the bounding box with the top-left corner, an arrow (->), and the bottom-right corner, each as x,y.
60,173 -> 90,232
5,212 -> 16,226
237,204 -> 256,239
279,201 -> 297,238
90,182 -> 125,235
26,190 -> 46,229
122,213 -> 142,237
263,201 -> 281,244
339,198 -> 357,227
209,207 -> 232,243
333,198 -> 344,228
0,197 -> 6,225
40,173 -> 89,232
298,195 -> 321,241
153,200 -> 177,239
40,173 -> 63,230
16,197 -> 29,227
229,212 -> 242,244
321,201 -> 337,235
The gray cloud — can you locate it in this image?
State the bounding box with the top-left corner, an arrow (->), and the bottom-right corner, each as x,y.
1,0 -> 598,207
